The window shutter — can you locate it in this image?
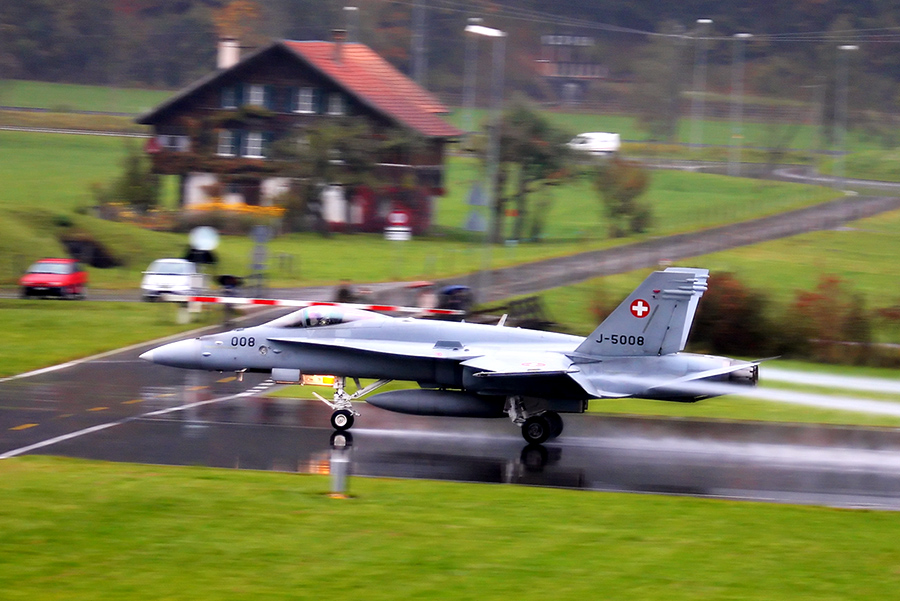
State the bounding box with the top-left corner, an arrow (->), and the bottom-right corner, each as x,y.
265,85 -> 275,110
287,87 -> 297,112
234,83 -> 244,107
313,89 -> 324,114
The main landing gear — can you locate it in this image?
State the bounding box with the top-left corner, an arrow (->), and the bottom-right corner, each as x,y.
506,396 -> 564,444
312,377 -> 392,432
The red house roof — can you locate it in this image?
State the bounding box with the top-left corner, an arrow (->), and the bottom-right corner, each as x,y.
138,39 -> 462,140
283,40 -> 461,139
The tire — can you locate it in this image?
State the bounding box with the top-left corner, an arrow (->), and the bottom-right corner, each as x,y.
20,287 -> 29,299
331,409 -> 354,431
545,411 -> 564,439
522,415 -> 551,444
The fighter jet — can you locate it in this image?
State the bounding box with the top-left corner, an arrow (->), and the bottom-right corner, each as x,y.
140,268 -> 759,443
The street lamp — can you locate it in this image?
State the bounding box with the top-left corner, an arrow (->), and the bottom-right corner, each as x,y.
690,18 -> 713,152
465,22 -> 506,299
835,44 -> 858,190
343,6 -> 359,42
728,33 -> 752,176
462,17 -> 483,135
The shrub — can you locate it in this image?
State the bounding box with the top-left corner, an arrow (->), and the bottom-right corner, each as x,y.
691,272 -> 773,356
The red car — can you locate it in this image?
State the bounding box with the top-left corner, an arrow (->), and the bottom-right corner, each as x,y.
19,258 -> 88,299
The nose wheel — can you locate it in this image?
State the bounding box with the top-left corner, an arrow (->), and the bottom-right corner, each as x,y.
311,377 -> 393,431
330,409 -> 355,431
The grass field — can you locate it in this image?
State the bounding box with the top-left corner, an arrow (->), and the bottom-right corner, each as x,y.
533,207 -> 900,338
0,79 -> 171,114
0,301 -> 219,377
0,129 -> 838,289
2,455 -> 899,601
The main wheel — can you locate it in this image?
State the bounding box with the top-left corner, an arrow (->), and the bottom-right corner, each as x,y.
522,415 -> 551,444
331,409 -> 354,431
545,411 -> 564,439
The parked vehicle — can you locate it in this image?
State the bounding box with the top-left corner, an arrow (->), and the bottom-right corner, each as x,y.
567,132 -> 621,157
141,258 -> 205,301
19,258 -> 88,299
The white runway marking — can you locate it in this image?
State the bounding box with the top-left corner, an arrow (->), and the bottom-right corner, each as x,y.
0,382 -> 274,460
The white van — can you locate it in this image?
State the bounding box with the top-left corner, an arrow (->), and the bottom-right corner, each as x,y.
141,258 -> 205,301
567,132 -> 621,157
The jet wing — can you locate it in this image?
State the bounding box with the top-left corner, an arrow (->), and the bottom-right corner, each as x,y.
266,336 -> 483,361
461,351 -> 579,378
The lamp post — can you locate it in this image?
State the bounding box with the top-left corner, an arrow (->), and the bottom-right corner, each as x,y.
464,23 -> 506,299
728,33 -> 752,176
835,44 -> 858,190
462,17 -> 483,135
690,18 -> 713,152
343,6 -> 358,42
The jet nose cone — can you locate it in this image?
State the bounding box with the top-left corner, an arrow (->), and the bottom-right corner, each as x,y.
140,338 -> 202,368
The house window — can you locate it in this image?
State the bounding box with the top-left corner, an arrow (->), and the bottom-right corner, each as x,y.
247,84 -> 266,106
327,93 -> 345,116
295,88 -> 314,114
159,135 -> 190,151
243,132 -> 264,158
217,130 -> 236,156
221,86 -> 237,109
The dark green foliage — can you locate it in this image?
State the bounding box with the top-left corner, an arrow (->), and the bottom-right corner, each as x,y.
92,142 -> 160,212
593,158 -> 652,237
691,272 -> 772,356
493,98 -> 574,243
690,272 -> 885,367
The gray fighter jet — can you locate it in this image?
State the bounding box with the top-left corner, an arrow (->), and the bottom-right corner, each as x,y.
140,268 -> 759,443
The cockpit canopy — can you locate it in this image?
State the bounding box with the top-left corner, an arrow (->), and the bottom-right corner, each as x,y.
267,306 -> 379,329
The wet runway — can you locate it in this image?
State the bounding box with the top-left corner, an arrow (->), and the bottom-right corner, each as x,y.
3,339 -> 900,510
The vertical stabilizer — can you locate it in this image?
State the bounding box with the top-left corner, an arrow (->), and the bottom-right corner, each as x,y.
574,268 -> 708,357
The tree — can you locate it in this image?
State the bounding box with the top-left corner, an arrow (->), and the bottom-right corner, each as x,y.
593,158 -> 652,237
630,21 -> 689,142
271,118 -> 427,233
485,99 -> 573,244
93,142 -> 160,212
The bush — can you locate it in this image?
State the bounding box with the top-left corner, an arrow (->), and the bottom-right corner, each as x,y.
691,272 -> 773,356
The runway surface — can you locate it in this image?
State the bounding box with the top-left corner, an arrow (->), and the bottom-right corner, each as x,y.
3,335 -> 900,510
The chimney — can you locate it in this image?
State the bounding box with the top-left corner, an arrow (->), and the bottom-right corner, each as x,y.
217,37 -> 240,69
332,29 -> 347,62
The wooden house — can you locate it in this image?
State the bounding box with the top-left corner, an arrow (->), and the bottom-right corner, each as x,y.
137,34 -> 462,234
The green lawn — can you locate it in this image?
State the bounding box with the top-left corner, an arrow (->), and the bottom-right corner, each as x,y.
1,456 -> 898,601
0,79 -> 172,114
0,301 -> 221,377
536,207 -> 900,339
0,129 -> 839,289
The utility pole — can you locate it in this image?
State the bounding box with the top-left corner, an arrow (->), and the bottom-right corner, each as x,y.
690,18 -> 713,152
411,0 -> 427,87
728,33 -> 752,176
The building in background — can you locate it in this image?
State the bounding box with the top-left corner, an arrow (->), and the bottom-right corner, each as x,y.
138,33 -> 462,234
536,34 -> 608,106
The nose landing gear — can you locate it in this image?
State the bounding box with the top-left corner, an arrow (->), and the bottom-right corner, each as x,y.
311,377 -> 393,431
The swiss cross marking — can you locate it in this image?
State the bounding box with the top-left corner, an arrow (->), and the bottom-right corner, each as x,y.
630,299 -> 650,318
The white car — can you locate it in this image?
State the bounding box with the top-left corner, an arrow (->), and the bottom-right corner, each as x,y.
567,132 -> 621,157
141,258 -> 205,301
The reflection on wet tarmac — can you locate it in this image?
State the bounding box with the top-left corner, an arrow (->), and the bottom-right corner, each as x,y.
36,394 -> 900,510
